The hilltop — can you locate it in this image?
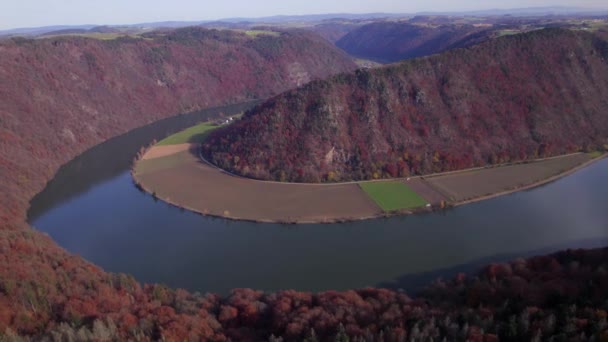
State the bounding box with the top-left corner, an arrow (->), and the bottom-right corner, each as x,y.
203,29 -> 608,183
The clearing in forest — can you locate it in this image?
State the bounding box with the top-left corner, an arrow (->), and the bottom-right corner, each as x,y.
359,181 -> 428,212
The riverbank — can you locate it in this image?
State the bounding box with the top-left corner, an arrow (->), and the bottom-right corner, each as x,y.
132,125 -> 605,223
449,154 -> 607,208
33,120 -> 608,295
133,147 -> 383,223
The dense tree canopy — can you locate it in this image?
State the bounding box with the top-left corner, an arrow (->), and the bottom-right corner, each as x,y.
203,29 -> 608,183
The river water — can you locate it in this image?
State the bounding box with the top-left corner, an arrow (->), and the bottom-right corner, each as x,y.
28,103 -> 608,295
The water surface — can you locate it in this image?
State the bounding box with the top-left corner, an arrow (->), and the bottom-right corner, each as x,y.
29,105 -> 608,295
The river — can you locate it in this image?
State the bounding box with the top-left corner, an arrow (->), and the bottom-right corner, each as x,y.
28,103 -> 608,295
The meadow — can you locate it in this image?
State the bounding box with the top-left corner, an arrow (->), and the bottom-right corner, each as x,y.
157,122 -> 218,146
359,181 -> 428,212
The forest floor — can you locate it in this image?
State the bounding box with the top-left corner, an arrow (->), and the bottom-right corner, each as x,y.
133,125 -> 604,223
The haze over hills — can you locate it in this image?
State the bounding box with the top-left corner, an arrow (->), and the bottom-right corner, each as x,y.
0,14 -> 397,37
203,28 -> 608,183
2,7 -> 607,37
336,22 -> 493,63
418,6 -> 608,16
336,15 -> 608,63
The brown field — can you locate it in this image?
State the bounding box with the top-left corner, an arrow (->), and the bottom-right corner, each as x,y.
134,149 -> 381,223
134,146 -> 599,223
405,178 -> 448,205
426,153 -> 593,202
142,143 -> 192,160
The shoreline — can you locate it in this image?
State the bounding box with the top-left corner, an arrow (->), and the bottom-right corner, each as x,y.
133,142 -> 605,224
452,154 -> 607,208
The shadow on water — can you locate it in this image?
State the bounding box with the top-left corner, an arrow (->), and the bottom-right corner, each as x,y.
27,101 -> 259,221
377,237 -> 608,295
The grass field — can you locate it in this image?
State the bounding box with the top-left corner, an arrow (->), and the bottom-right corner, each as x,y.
359,181 -> 427,212
244,30 -> 281,37
587,151 -> 604,159
496,29 -> 523,37
157,123 -> 218,146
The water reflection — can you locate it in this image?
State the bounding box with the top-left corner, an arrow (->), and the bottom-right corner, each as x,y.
28,101 -> 258,221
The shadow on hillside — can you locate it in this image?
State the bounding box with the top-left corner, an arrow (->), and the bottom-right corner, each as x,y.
187,129 -> 216,144
190,144 -> 248,181
378,237 -> 608,296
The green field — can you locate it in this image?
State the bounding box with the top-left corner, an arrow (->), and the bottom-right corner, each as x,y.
359,181 -> 427,212
244,30 -> 281,37
157,123 -> 218,146
587,151 -> 604,159
496,29 -> 523,37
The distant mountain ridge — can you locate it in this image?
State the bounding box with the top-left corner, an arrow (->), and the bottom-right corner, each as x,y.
203,28 -> 608,182
336,22 -> 493,63
3,7 -> 607,37
431,6 -> 608,16
0,14 -> 400,37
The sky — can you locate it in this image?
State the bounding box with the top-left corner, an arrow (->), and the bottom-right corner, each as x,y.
1,0 -> 607,31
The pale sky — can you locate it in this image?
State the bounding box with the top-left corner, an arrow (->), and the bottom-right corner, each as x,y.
1,0 -> 606,31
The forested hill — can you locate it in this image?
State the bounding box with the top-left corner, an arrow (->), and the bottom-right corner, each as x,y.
0,27 -> 355,337
336,22 -> 492,63
203,29 -> 608,183
0,27 -> 356,221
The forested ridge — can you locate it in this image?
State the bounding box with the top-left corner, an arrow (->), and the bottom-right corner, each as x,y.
203,28 -> 608,183
0,27 -> 356,222
0,26 -> 607,340
0,27 -> 357,339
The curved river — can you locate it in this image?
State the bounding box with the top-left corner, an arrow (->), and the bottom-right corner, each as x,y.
28,103 -> 608,295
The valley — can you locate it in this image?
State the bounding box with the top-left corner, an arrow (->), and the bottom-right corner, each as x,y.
1,11 -> 607,341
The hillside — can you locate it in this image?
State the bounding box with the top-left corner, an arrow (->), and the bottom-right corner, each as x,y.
311,21 -> 363,43
1,24 -> 607,340
203,29 -> 608,183
336,21 -> 492,63
0,27 -> 355,223
3,246 -> 607,340
0,26 -> 355,337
